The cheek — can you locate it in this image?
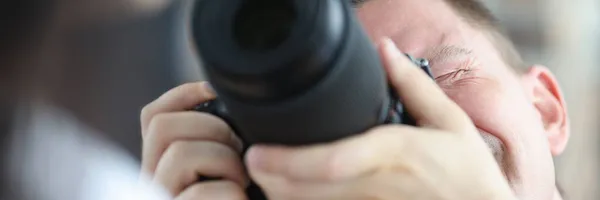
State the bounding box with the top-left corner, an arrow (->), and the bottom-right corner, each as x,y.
444,79 -> 548,157
444,78 -> 557,196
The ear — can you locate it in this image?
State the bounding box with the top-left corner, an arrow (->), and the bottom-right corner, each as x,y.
521,65 -> 570,155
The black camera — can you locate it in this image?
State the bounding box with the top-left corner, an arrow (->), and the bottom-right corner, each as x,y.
191,0 -> 432,199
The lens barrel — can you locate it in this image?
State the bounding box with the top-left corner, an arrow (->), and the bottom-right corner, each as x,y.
192,0 -> 391,145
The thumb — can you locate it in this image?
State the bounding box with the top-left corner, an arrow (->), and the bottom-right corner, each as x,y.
244,126 -> 419,182
379,38 -> 472,132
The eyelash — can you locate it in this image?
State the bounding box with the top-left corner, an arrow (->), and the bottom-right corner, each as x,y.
434,68 -> 473,83
451,68 -> 472,79
433,56 -> 477,83
435,68 -> 473,88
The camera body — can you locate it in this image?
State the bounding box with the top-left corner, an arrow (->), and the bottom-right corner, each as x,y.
191,0 -> 432,199
194,55 -> 433,146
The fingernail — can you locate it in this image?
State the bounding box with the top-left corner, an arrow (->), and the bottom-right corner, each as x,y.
202,81 -> 216,95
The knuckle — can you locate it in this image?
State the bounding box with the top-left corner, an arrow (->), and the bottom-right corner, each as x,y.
140,104 -> 156,126
201,117 -> 230,139
146,113 -> 173,140
164,141 -> 191,161
195,115 -> 237,146
206,142 -> 239,160
140,103 -> 154,118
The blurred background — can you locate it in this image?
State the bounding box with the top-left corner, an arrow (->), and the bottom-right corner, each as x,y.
483,0 -> 600,199
3,0 -> 598,199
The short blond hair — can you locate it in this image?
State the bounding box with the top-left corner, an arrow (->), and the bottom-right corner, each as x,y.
352,0 -> 527,72
443,0 -> 527,72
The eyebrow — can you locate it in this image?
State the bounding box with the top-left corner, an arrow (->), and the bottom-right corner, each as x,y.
424,45 -> 473,66
347,0 -> 473,66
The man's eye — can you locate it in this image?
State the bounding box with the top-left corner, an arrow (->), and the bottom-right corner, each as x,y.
434,68 -> 472,84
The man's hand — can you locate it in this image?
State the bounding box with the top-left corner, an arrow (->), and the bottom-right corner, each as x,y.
244,38 -> 517,200
140,82 -> 248,200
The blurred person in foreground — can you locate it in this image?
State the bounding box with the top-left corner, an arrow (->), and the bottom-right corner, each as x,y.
141,0 -> 570,200
0,2 -> 170,200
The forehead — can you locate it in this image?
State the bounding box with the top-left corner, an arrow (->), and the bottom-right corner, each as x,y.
355,0 -> 471,56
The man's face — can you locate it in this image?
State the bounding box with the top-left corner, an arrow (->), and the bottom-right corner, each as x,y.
356,0 -> 568,199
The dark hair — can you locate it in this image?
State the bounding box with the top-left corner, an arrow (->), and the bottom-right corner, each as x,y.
442,0 -> 526,72
443,0 -> 498,27
351,0 -> 498,30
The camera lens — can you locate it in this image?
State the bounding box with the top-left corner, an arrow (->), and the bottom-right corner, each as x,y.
233,0 -> 297,51
193,0 -> 348,102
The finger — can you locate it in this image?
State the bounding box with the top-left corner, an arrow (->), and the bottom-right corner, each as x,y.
255,164 -> 497,200
154,141 -> 248,196
246,126 -> 422,182
252,171 -> 356,200
141,81 -> 216,135
142,112 -> 243,174
175,181 -> 248,200
379,38 -> 472,132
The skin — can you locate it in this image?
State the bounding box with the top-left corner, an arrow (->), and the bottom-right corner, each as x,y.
355,1 -> 569,199
140,0 -> 569,199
